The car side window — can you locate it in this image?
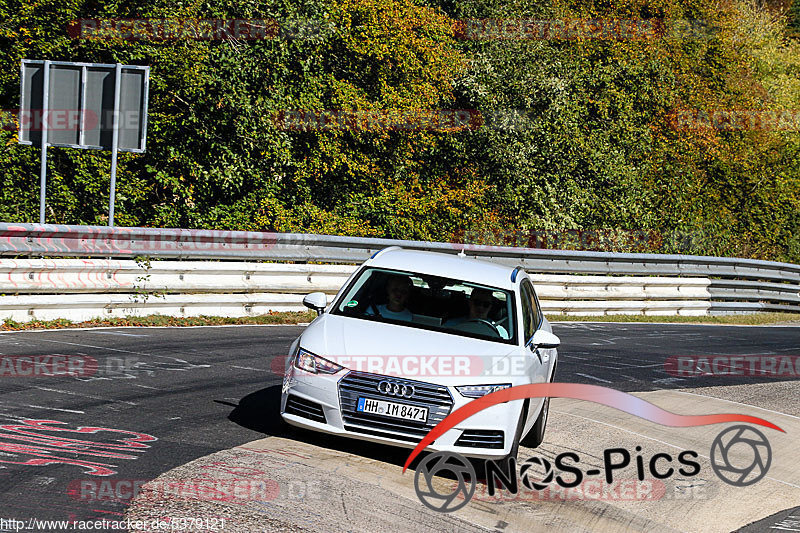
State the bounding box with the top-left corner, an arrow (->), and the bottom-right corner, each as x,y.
521,279 -> 542,341
520,281 -> 535,341
530,281 -> 542,329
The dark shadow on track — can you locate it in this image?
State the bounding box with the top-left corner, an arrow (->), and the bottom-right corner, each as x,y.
227,385 -> 289,436
225,385 -> 497,476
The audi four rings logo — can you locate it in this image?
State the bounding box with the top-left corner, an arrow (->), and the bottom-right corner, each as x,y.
377,380 -> 415,398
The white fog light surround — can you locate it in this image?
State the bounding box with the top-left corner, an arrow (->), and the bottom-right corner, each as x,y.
456,384 -> 512,398
294,348 -> 344,374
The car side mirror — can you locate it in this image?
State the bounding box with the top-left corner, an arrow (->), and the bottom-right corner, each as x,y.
303,292 -> 327,315
530,329 -> 560,349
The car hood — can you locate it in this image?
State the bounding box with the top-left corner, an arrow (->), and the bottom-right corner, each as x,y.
298,314 -> 522,386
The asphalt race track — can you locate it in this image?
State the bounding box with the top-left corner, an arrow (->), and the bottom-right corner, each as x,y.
0,323 -> 797,531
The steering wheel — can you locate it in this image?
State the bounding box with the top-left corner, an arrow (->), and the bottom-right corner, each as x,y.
457,318 -> 502,337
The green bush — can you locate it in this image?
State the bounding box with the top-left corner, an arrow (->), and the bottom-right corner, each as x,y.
0,0 -> 797,263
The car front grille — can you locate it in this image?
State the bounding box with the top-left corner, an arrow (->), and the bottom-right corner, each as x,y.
455,429 -> 504,449
285,394 -> 327,424
338,372 -> 453,442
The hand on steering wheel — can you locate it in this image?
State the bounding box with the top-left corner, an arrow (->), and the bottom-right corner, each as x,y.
460,318 -> 502,336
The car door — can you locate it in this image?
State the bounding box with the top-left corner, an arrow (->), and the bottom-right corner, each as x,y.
520,278 -> 549,428
520,278 -> 549,376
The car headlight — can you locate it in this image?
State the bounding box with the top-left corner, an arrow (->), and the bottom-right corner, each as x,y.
294,348 -> 343,374
456,384 -> 512,398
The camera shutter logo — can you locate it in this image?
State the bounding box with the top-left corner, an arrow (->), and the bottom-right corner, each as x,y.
414,452 -> 476,512
377,380 -> 415,398
520,456 -> 554,490
710,425 -> 772,487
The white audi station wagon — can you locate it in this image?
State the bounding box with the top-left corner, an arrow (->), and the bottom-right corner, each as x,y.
280,247 -> 560,460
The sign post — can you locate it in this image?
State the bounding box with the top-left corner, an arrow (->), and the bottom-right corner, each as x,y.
38,60 -> 50,224
109,63 -> 122,227
19,60 -> 150,226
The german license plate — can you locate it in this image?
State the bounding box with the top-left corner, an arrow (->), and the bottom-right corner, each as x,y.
357,397 -> 428,422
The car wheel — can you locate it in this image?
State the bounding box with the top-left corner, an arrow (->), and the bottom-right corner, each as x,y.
507,404 -> 523,461
520,359 -> 557,449
520,396 -> 549,448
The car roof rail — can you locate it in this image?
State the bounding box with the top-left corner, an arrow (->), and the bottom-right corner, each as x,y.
511,265 -> 525,282
369,246 -> 403,260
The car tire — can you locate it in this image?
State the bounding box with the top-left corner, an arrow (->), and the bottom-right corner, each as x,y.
520,359 -> 557,449
520,396 -> 549,448
506,403 -> 524,461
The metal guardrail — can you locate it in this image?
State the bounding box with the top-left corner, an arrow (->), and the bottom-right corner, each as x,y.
0,259 -> 720,321
0,259 -> 354,293
0,223 -> 798,317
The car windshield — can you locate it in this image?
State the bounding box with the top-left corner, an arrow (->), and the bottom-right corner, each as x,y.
332,267 -> 516,344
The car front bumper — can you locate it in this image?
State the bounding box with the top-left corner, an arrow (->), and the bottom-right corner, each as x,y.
280,368 -> 525,459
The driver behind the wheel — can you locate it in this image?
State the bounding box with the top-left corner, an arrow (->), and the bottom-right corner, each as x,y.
366,274 -> 414,322
446,287 -> 509,337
